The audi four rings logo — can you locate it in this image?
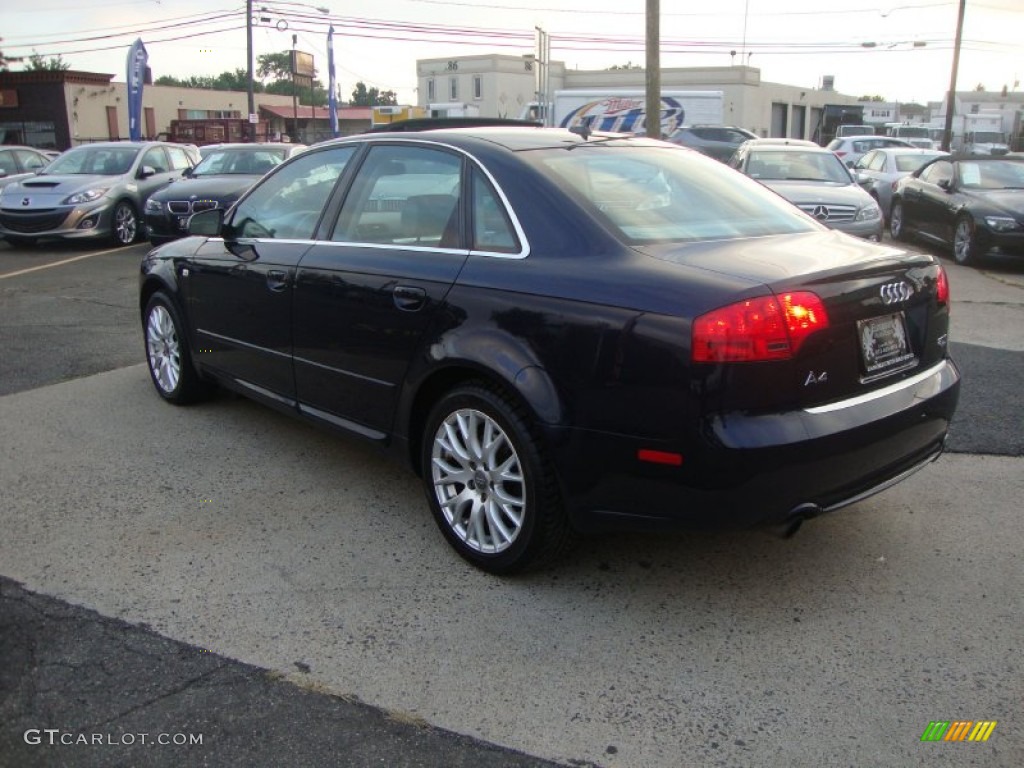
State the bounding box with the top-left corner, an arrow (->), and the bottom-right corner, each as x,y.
880,281 -> 913,304
811,205 -> 830,220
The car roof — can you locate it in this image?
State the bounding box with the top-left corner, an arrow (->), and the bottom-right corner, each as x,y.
837,135 -> 913,143
746,143 -> 834,153
199,142 -> 306,151
323,126 -> 649,153
742,138 -> 818,147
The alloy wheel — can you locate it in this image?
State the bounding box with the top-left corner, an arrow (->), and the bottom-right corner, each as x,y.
114,203 -> 137,245
430,408 -> 526,555
146,304 -> 181,394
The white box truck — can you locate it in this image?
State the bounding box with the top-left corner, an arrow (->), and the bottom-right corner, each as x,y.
523,90 -> 724,137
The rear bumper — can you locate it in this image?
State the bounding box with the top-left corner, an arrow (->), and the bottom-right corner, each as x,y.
556,358 -> 961,533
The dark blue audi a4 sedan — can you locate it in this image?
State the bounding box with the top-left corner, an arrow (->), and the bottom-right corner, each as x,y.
140,126 -> 960,573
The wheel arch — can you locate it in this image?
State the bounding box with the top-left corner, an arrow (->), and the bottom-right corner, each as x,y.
401,356 -> 565,478
139,274 -> 205,381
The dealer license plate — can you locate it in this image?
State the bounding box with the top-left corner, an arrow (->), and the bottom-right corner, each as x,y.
857,312 -> 916,375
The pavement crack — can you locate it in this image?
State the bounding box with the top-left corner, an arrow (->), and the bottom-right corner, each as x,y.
84,662 -> 230,731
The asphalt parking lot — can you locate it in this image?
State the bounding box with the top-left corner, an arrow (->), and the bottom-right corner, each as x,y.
1,235 -> 1021,767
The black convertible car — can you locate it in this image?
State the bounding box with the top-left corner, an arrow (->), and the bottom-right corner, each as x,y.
890,154 -> 1024,266
140,127 -> 960,573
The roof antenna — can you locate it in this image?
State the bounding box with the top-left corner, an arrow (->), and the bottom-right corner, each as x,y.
569,125 -> 591,141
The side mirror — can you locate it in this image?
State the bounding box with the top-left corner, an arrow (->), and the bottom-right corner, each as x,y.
182,166 -> 194,178
938,179 -> 952,191
187,208 -> 224,237
855,172 -> 871,188
137,165 -> 157,179
0,169 -> 7,178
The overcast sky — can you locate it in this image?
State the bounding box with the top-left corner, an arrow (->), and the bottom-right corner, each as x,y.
2,0 -> 1020,106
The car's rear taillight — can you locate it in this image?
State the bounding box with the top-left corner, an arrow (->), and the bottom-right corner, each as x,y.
692,292 -> 829,363
936,266 -> 950,306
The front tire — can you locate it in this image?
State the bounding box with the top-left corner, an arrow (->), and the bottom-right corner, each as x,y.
143,292 -> 208,404
111,201 -> 139,245
953,215 -> 979,266
421,384 -> 573,574
889,199 -> 906,240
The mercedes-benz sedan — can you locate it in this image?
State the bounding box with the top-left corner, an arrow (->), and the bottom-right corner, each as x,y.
139,127 -> 960,573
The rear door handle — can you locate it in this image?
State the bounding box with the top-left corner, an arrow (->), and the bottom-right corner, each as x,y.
267,269 -> 289,292
393,285 -> 426,311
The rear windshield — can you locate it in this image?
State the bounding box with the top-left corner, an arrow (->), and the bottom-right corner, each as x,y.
531,144 -> 819,243
895,153 -> 943,172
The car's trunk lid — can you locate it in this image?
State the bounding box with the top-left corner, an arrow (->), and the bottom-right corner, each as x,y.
639,231 -> 950,411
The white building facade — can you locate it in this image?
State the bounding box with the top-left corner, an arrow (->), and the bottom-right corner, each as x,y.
416,55 -> 860,141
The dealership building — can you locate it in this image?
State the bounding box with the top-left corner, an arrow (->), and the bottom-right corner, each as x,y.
0,69 -> 372,149
416,55 -> 860,140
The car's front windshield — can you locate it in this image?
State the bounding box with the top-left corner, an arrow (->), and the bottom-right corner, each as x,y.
192,149 -> 287,176
533,144 -> 820,243
959,160 -> 1024,190
42,147 -> 138,176
746,150 -> 852,184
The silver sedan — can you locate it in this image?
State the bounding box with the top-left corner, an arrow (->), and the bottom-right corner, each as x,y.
853,148 -> 947,222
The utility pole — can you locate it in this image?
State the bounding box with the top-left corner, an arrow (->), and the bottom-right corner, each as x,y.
942,0 -> 966,152
292,34 -> 299,142
645,0 -> 660,140
246,0 -> 255,141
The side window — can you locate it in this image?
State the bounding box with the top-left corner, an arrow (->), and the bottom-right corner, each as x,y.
471,167 -> 519,254
230,146 -> 356,240
0,151 -> 16,175
165,146 -> 193,171
141,147 -> 169,174
331,144 -> 462,248
15,150 -> 47,171
867,152 -> 887,171
920,160 -> 953,186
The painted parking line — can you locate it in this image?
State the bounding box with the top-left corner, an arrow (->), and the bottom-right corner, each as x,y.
0,244 -> 142,280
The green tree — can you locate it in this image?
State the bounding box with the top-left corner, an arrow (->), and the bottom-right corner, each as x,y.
256,52 -> 293,82
350,81 -> 397,106
858,95 -> 886,102
26,51 -> 70,71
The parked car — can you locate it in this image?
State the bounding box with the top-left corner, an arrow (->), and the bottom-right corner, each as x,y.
0,141 -> 197,246
140,127 -> 959,573
730,142 -> 884,240
826,136 -> 914,168
667,125 -> 758,162
890,154 -> 1024,266
0,145 -> 53,191
144,142 -> 306,245
853,148 -> 948,222
835,124 -> 874,139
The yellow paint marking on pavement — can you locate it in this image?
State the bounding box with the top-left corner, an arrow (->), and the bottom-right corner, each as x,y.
0,245 -> 140,280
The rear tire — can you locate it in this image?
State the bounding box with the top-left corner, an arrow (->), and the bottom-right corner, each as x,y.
421,383 -> 573,574
143,292 -> 209,404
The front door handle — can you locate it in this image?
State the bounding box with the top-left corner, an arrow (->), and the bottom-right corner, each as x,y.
393,285 -> 426,311
267,269 -> 289,292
